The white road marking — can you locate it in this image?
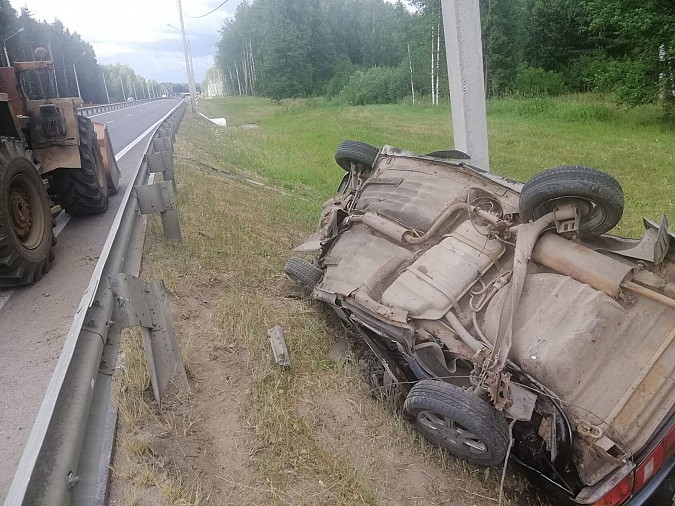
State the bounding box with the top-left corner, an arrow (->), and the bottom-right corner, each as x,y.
0,100 -> 177,311
106,120 -> 114,124
125,114 -> 132,117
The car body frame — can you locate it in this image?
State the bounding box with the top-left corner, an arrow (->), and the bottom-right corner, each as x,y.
286,143 -> 675,505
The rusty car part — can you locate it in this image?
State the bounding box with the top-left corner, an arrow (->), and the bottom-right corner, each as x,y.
531,233 -> 635,298
358,211 -> 409,243
621,280 -> 675,309
402,200 -> 468,244
480,212 -> 555,385
267,326 -> 291,367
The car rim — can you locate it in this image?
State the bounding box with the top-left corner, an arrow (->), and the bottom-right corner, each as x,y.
533,196 -> 606,232
417,410 -> 488,454
9,173 -> 44,250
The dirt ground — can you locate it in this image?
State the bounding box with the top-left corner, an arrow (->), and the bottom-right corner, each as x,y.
107,115 -> 549,506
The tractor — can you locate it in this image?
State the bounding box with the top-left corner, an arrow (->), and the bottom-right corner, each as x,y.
0,51 -> 120,287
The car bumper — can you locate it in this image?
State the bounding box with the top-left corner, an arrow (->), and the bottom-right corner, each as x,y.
625,453 -> 675,505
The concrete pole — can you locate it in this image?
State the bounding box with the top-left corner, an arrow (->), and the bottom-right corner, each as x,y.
119,75 -> 127,101
440,0 -> 490,171
177,0 -> 197,112
73,66 -> 82,99
101,69 -> 110,104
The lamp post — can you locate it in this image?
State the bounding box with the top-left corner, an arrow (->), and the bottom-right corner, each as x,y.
168,3 -> 197,112
167,22 -> 196,103
3,27 -> 24,67
101,68 -> 110,104
72,51 -> 87,100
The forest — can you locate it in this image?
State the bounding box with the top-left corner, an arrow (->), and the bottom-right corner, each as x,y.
213,0 -> 675,114
0,1 -> 186,104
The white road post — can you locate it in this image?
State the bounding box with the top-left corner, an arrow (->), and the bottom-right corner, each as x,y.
440,0 -> 490,171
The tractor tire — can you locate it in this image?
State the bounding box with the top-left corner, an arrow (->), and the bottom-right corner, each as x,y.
51,116 -> 109,215
0,137 -> 53,287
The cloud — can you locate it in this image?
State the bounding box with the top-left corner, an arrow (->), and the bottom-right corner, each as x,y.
9,0 -> 240,82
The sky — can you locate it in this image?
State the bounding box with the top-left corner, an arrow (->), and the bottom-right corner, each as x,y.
9,0 -> 244,83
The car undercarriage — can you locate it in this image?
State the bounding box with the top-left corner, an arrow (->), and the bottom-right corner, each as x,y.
285,142 -> 675,505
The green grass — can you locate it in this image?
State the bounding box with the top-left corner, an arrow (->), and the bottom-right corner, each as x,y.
199,93 -> 675,237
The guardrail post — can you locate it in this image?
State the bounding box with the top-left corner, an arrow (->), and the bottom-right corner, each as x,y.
146,151 -> 176,191
135,181 -> 182,242
109,273 -> 188,406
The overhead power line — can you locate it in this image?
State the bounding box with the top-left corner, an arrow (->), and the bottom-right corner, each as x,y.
185,0 -> 231,18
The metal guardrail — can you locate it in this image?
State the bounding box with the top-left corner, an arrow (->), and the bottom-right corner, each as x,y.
5,100 -> 187,506
78,97 -> 168,116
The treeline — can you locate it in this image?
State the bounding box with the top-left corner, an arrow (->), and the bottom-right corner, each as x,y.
215,0 -> 675,110
0,1 -> 186,104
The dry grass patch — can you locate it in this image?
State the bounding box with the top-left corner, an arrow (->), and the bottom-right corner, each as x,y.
108,112 -> 549,505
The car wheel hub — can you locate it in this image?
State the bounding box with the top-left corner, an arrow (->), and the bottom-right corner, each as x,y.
417,410 -> 488,454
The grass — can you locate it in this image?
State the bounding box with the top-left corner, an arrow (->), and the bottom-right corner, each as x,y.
198,93 -> 675,237
111,93 -> 673,504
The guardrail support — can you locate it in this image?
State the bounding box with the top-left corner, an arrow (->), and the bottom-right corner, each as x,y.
135,181 -> 182,242
146,151 -> 176,191
109,274 -> 188,406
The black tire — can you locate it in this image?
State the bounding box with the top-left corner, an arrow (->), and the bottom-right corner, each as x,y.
335,140 -> 379,172
404,380 -> 510,466
519,165 -> 623,237
284,257 -> 323,288
0,138 -> 53,287
51,116 -> 108,215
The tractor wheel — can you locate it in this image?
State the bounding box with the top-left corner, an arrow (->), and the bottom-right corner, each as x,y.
0,138 -> 53,287
51,116 -> 109,215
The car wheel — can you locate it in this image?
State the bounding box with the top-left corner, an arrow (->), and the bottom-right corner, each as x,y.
334,140 -> 379,172
404,380 -> 510,466
284,257 -> 323,289
519,165 -> 623,237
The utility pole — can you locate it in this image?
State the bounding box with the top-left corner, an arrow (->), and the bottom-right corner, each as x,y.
440,0 -> 490,171
119,75 -> 127,101
131,77 -> 138,100
177,0 -> 197,112
72,51 -> 87,100
101,68 -> 110,103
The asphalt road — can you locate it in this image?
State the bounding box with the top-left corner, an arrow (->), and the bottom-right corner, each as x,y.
0,98 -> 181,497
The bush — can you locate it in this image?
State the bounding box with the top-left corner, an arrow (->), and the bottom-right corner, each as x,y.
514,67 -> 567,97
594,59 -> 660,106
338,66 -> 409,105
564,52 -> 612,92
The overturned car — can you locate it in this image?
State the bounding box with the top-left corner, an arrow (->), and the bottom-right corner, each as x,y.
285,141 -> 675,505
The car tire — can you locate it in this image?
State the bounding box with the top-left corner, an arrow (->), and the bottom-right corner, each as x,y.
284,257 -> 323,288
335,140 -> 379,172
519,165 -> 623,237
404,380 -> 510,466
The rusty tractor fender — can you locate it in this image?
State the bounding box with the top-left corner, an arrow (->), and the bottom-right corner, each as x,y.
93,121 -> 121,191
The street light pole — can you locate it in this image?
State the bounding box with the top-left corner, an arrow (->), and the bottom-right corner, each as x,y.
101,68 -> 110,104
72,51 -> 87,100
119,75 -> 127,101
176,0 -> 197,112
3,27 -> 24,67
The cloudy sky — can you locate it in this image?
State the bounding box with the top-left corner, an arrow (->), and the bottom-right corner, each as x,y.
9,0 -> 242,83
